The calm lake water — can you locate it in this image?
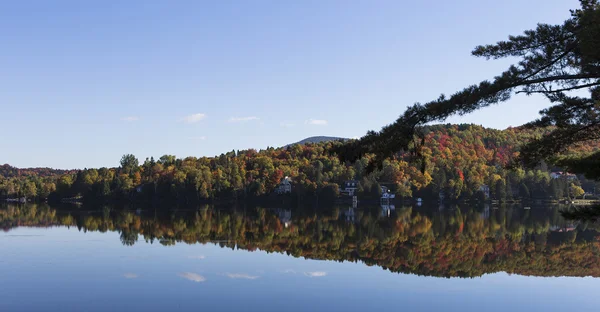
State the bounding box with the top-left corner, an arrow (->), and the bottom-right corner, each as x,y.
2,203 -> 600,311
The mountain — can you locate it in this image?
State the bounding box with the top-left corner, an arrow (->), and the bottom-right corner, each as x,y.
287,136 -> 348,146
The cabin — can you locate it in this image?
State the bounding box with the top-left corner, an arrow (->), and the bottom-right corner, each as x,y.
551,171 -> 578,180
381,186 -> 395,199
135,185 -> 144,193
380,186 -> 396,205
479,185 -> 490,199
340,180 -> 359,196
275,177 -> 292,194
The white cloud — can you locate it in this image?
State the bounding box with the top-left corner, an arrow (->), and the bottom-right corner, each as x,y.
178,272 -> 206,282
280,269 -> 296,274
280,122 -> 295,128
229,116 -> 259,123
182,113 -> 206,123
188,255 -> 206,260
304,271 -> 327,277
225,273 -> 260,280
121,116 -> 139,122
188,136 -> 207,141
305,119 -> 328,126
123,273 -> 138,279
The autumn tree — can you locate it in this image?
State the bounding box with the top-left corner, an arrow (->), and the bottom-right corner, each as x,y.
120,154 -> 139,175
570,183 -> 585,198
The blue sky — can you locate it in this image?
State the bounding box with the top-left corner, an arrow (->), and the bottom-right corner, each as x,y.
0,0 -> 578,169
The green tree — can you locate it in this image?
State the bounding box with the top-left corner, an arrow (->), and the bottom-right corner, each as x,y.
570,183 -> 585,198
22,181 -> 37,199
56,175 -> 74,197
158,155 -> 176,167
495,180 -> 507,201
120,154 -> 139,175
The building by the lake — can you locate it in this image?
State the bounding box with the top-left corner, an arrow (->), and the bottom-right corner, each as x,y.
275,177 -> 293,194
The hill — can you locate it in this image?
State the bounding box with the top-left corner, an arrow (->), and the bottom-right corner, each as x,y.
288,136 -> 348,146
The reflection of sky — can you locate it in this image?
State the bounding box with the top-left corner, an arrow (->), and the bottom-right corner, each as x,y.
2,227 -> 600,312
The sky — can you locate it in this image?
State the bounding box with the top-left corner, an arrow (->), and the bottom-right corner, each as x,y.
0,0 -> 580,169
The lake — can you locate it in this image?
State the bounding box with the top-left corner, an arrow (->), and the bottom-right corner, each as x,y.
2,203 -> 600,311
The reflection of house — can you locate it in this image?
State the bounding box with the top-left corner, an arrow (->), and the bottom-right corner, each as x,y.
481,204 -> 490,220
380,186 -> 396,205
340,180 -> 359,196
380,204 -> 396,217
479,185 -> 490,199
276,209 -> 292,228
136,185 -> 144,193
550,225 -> 576,232
339,208 -> 356,223
6,197 -> 26,203
438,190 -> 445,202
275,177 -> 292,194
551,172 -> 577,180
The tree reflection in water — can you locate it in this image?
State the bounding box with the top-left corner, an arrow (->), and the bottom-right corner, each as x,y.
561,205 -> 600,222
2,203 -> 600,278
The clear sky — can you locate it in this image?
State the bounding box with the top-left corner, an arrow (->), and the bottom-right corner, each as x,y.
0,0 -> 579,169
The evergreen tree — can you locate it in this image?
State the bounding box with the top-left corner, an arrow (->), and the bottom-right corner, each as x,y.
334,1 -> 600,179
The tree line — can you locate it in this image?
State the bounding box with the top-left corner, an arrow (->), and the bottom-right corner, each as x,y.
2,202 -> 599,278
1,124 -> 599,204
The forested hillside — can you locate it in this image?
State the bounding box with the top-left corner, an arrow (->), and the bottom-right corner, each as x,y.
1,124 -> 599,203
287,136 -> 347,146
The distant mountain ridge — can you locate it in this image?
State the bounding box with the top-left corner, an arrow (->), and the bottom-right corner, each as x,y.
287,136 -> 348,146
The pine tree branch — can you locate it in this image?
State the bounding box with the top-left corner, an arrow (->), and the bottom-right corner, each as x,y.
516,82 -> 600,94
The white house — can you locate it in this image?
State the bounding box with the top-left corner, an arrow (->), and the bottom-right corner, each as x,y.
380,186 -> 396,199
551,172 -> 577,180
479,184 -> 490,199
275,177 -> 292,194
340,180 -> 359,196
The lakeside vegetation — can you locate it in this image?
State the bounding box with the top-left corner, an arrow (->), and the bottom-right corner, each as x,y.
1,124 -> 599,205
2,202 -> 600,278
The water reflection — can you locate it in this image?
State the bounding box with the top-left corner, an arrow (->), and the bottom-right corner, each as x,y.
2,202 -> 600,278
